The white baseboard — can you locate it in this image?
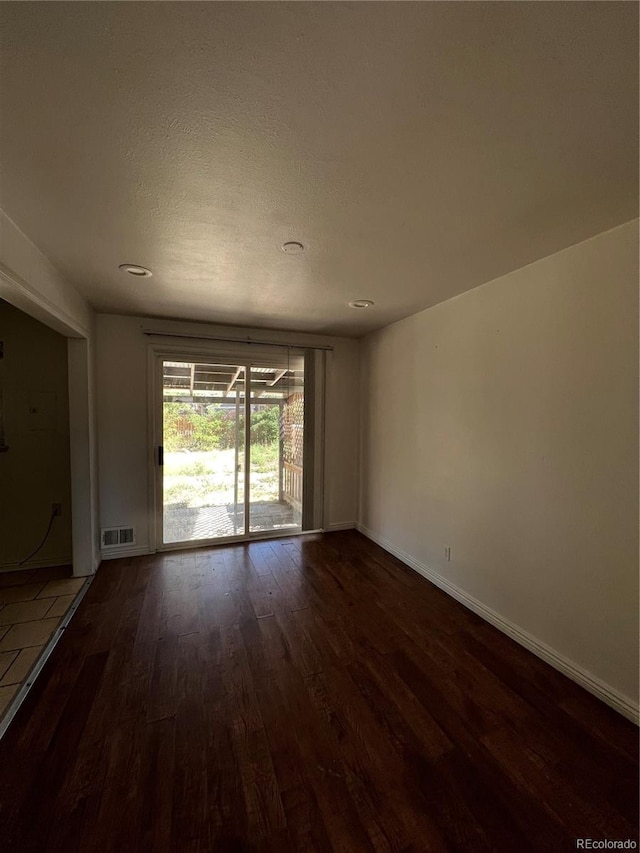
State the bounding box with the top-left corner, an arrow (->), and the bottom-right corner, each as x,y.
100,545 -> 151,561
325,521 -> 356,532
356,523 -> 639,724
0,556 -> 72,573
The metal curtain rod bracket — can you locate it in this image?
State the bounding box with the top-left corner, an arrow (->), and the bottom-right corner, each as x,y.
142,330 -> 333,352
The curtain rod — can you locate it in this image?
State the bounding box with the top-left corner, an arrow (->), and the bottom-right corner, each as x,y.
142,330 -> 333,351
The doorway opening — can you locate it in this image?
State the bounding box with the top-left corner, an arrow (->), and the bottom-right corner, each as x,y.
0,300 -> 87,725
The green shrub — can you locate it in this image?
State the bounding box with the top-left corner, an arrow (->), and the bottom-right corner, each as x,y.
163,402 -> 244,451
163,402 -> 281,452
250,407 -> 279,445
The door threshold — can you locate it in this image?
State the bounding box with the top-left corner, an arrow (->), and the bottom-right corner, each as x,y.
157,528 -> 323,553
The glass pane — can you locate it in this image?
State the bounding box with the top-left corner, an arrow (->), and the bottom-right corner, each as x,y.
162,360 -> 245,543
249,358 -> 304,533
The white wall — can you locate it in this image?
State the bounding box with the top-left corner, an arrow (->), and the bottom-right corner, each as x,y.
96,314 -> 360,554
359,220 -> 639,717
0,301 -> 73,569
68,334 -> 101,575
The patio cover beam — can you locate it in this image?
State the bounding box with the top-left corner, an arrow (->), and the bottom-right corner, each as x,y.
226,366 -> 243,395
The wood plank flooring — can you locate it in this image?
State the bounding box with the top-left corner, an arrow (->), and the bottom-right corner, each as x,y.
0,531 -> 637,852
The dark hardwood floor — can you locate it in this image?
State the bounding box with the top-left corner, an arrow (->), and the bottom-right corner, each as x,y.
0,531 -> 637,852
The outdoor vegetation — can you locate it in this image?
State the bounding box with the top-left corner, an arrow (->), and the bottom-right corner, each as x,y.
163,403 -> 280,507
163,402 -> 279,451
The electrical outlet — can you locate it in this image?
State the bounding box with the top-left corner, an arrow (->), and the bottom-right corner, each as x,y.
52,503 -> 63,517
444,546 -> 451,562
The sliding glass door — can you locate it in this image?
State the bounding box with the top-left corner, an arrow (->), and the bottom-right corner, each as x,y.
161,361 -> 246,544
249,354 -> 304,533
158,353 -> 307,547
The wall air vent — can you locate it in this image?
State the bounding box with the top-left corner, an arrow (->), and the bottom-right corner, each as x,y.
101,526 -> 135,548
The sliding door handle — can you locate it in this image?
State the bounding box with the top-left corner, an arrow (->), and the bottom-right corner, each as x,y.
157,445 -> 164,466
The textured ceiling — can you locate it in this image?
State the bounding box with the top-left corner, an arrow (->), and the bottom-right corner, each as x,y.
0,2 -> 637,336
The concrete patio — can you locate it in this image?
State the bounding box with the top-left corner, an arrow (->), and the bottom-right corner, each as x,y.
163,500 -> 299,543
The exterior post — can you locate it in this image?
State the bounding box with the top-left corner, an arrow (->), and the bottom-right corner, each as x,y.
279,400 -> 284,502
233,385 -> 240,533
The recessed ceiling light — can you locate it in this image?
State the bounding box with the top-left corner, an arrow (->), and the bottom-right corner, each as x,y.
348,299 -> 374,309
281,241 -> 305,254
119,263 -> 152,277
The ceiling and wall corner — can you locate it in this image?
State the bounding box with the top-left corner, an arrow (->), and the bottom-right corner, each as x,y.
0,211 -> 92,339
0,2 -> 637,336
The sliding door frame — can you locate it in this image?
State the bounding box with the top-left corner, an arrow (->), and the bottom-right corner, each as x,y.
147,342 -> 321,553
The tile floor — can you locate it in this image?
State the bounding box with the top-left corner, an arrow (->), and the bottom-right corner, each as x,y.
0,565 -> 84,719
